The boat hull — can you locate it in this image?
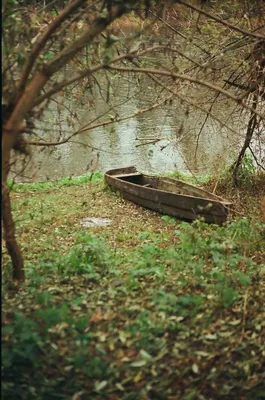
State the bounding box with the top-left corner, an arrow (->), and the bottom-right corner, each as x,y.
105,167 -> 231,225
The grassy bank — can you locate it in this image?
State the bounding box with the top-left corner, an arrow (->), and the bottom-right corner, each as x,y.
2,173 -> 265,400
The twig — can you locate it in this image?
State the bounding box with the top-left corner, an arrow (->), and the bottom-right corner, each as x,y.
177,0 -> 265,39
107,65 -> 265,119
149,10 -> 211,56
26,95 -> 172,146
129,58 -> 242,137
249,146 -> 265,171
32,45 -> 173,107
16,0 -> 86,99
135,139 -> 163,147
212,180 -> 219,194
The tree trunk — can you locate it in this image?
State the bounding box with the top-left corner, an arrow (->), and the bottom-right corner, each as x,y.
1,1 -> 128,282
2,126 -> 25,281
2,182 -> 25,281
233,94 -> 258,186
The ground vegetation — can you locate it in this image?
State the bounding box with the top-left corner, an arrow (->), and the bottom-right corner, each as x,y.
2,0 -> 265,280
2,2 -> 265,397
2,174 -> 265,399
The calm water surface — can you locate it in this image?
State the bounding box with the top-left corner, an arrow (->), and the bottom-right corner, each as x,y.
14,73 -> 250,182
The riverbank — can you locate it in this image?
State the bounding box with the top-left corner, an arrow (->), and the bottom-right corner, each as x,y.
2,173 -> 265,399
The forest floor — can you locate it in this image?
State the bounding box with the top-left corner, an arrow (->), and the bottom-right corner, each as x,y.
2,173 -> 265,400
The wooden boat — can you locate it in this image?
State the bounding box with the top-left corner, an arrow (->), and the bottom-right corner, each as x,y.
105,166 -> 232,225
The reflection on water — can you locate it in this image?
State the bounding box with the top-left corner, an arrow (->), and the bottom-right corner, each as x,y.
13,73 -> 248,182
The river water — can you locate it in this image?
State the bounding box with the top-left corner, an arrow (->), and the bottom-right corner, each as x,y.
13,71 -> 253,182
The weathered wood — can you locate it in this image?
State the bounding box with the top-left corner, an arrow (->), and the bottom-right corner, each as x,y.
105,166 -> 232,225
106,166 -> 137,176
122,192 -> 225,225
114,173 -> 142,178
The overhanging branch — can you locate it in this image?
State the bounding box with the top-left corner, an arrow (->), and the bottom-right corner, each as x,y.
26,95 -> 173,147
16,0 -> 87,100
177,0 -> 265,40
33,45 -> 171,107
106,65 -> 265,119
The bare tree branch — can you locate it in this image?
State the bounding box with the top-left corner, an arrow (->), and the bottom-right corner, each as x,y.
33,45 -> 171,107
106,65 -> 265,119
44,4 -> 126,76
26,95 -> 173,146
3,3 -> 131,166
135,61 -> 242,138
249,146 -> 265,171
149,9 -> 211,56
177,0 -> 265,39
16,0 -> 87,99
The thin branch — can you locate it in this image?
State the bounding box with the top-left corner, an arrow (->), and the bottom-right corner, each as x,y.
37,0 -> 66,13
66,140 -> 124,155
106,65 -> 265,119
149,9 -> 211,56
249,146 -> 265,171
4,2 -> 130,142
194,56 -> 247,157
135,138 -> 165,147
32,45 -> 171,107
43,4 -> 126,76
129,58 -> 243,137
2,32 -> 17,95
48,96 -> 81,121
26,95 -> 173,146
232,94 -> 259,185
67,85 -> 144,134
16,0 -> 87,99
165,47 -> 209,71
50,0 -> 101,48
177,0 -> 265,39
195,92 -> 220,158
2,60 -> 17,79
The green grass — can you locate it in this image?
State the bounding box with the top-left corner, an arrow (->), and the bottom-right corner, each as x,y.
166,170 -> 211,184
7,171 -> 103,192
2,173 -> 265,400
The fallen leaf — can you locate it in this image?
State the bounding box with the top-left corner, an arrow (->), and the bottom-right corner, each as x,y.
134,370 -> 144,382
139,349 -> 153,360
130,360 -> 147,367
229,319 -> 241,326
192,363 -> 199,374
90,313 -> 103,323
204,333 -> 217,340
94,380 -> 108,392
194,351 -> 209,357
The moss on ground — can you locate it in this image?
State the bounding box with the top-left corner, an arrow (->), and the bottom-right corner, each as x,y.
2,173 -> 265,400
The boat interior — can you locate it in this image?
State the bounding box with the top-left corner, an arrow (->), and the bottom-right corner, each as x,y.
115,173 -> 148,186
114,172 -> 215,199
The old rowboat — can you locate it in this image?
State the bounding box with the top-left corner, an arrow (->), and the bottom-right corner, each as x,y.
105,166 -> 232,225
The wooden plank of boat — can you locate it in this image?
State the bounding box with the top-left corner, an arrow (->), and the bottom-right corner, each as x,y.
105,166 -> 232,224
113,173 -> 142,178
108,176 -> 228,223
